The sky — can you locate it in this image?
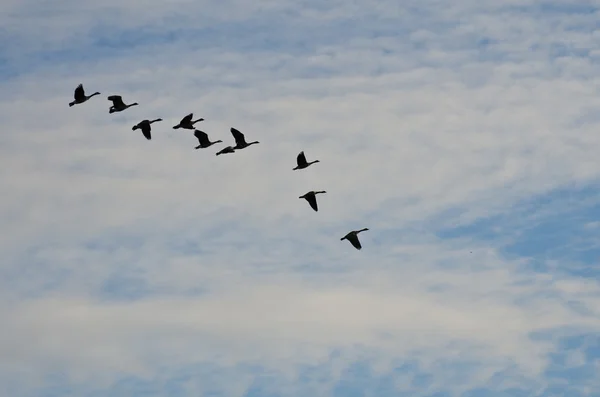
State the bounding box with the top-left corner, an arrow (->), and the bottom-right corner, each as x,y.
1,0 -> 600,396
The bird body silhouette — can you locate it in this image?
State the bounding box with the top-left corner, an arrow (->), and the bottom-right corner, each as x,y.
293,151 -> 319,170
173,113 -> 204,129
216,146 -> 236,156
341,228 -> 369,250
69,84 -> 100,107
132,119 -> 163,140
108,95 -> 138,113
230,127 -> 259,150
194,130 -> 222,149
299,191 -> 327,212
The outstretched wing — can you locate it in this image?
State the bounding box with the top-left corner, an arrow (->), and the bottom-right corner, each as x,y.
306,193 -> 318,212
141,126 -> 151,140
347,234 -> 362,250
107,95 -> 125,107
297,151 -> 306,166
181,113 -> 193,124
230,127 -> 246,145
194,130 -> 208,144
74,84 -> 85,101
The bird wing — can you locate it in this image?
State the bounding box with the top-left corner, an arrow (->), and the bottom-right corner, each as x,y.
141,127 -> 151,140
181,113 -> 193,124
74,84 -> 85,100
108,95 -> 125,107
347,234 -> 362,250
297,151 -> 306,166
230,128 -> 246,145
194,130 -> 208,144
306,193 -> 318,211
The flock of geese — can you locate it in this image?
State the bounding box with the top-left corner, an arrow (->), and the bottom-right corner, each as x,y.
69,83 -> 371,250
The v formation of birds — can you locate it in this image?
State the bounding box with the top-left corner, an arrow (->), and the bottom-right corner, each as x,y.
70,83 -> 370,250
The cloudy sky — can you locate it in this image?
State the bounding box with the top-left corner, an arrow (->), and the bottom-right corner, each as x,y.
2,0 -> 600,396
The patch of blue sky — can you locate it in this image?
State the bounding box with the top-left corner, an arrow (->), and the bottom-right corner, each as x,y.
99,272 -> 152,301
0,7 -> 483,82
2,252 -> 73,299
504,2 -> 598,16
537,3 -> 598,15
435,183 -> 600,276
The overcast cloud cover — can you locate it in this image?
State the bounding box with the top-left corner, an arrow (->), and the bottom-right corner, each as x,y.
2,0 -> 600,396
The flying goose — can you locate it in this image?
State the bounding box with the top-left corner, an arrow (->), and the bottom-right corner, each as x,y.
194,130 -> 222,149
293,151 -> 319,170
299,191 -> 327,212
230,127 -> 259,150
108,95 -> 138,113
69,84 -> 100,107
132,119 -> 163,140
173,113 -> 204,129
215,146 -> 236,156
341,228 -> 369,250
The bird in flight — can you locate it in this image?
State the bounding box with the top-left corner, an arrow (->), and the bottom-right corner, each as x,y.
215,146 -> 235,156
216,128 -> 259,155
108,95 -> 138,113
341,228 -> 369,250
293,151 -> 320,170
193,130 -> 222,149
299,190 -> 327,212
69,83 -> 100,107
173,113 -> 204,129
132,118 -> 163,140
230,127 -> 259,150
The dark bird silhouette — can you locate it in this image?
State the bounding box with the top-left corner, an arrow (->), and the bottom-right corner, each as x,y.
216,146 -> 236,156
341,228 -> 369,250
293,151 -> 320,170
173,113 -> 204,129
299,191 -> 327,212
194,130 -> 222,149
69,84 -> 100,107
132,119 -> 163,140
230,127 -> 259,150
108,95 -> 138,113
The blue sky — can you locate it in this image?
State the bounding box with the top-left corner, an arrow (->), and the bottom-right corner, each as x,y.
2,0 -> 600,396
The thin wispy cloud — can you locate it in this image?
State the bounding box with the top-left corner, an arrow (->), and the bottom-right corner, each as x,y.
2,0 -> 600,396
